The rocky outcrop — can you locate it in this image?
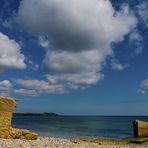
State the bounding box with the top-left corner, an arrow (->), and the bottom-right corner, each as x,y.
0,96 -> 38,140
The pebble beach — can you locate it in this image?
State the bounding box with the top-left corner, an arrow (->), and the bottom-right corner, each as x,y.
0,137 -> 148,148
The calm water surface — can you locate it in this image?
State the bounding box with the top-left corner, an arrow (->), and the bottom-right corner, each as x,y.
12,116 -> 148,139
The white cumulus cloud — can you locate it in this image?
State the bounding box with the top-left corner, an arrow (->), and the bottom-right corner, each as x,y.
17,0 -> 138,91
17,0 -> 137,51
0,32 -> 26,71
14,79 -> 65,96
45,49 -> 105,88
13,89 -> 38,96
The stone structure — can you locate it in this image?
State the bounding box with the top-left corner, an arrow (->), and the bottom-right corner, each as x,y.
0,96 -> 38,140
133,120 -> 148,137
0,97 -> 17,129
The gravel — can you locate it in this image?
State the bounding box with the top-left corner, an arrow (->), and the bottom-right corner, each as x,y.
0,137 -> 147,148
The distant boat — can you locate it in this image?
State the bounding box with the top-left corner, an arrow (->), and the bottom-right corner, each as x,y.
133,120 -> 148,137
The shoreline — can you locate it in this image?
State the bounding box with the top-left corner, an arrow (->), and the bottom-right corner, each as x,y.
0,136 -> 148,148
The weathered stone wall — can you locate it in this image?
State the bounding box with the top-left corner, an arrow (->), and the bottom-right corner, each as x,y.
0,111 -> 12,129
0,96 -> 38,140
0,97 -> 17,130
134,120 -> 148,137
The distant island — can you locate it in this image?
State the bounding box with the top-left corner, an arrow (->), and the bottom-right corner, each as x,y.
14,112 -> 59,116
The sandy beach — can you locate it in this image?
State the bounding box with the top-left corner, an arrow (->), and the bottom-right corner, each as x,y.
0,137 -> 148,148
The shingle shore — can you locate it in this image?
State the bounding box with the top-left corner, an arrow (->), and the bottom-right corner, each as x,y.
0,136 -> 148,148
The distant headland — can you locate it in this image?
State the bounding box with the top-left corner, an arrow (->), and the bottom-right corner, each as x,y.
14,112 -> 59,116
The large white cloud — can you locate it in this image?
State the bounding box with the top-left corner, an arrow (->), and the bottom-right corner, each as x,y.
44,49 -> 107,74
17,0 -> 138,91
0,32 -> 26,71
17,0 -> 137,51
45,49 -> 105,88
47,72 -> 104,90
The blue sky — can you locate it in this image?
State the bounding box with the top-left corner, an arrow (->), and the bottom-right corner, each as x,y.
0,0 -> 148,115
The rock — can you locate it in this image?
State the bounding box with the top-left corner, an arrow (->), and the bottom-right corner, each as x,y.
0,128 -> 38,140
0,96 -> 38,140
23,132 -> 38,140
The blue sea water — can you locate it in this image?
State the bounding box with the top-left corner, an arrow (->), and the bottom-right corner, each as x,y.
12,116 -> 148,139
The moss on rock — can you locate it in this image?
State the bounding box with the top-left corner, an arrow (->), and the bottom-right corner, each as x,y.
0,128 -> 38,140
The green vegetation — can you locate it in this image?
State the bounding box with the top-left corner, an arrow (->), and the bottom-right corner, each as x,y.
125,137 -> 148,144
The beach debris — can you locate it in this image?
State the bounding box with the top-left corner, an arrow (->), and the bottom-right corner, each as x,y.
0,96 -> 38,140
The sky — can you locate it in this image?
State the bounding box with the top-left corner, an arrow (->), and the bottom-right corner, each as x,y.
0,0 -> 148,115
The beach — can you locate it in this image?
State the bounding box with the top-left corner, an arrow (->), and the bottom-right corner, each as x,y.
0,137 -> 148,148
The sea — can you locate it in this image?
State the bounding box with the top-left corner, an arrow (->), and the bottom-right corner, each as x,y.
12,115 -> 148,139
